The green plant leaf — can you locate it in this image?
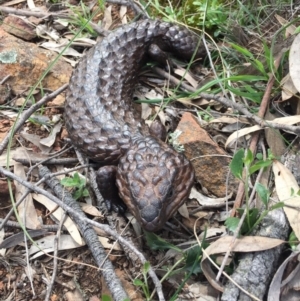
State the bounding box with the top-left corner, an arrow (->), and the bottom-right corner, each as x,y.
252,59 -> 267,76
184,245 -> 203,274
102,295 -> 112,301
226,85 -> 264,103
269,202 -> 285,211
243,149 -> 253,166
73,190 -> 82,200
224,217 -> 240,232
144,232 -> 181,252
133,279 -> 144,286
82,188 -> 89,197
289,231 -> 298,250
73,172 -> 81,184
230,43 -> 254,59
143,261 -> 150,274
256,153 -> 263,160
230,149 -> 244,180
248,208 -> 259,229
255,183 -> 270,207
249,159 -> 272,174
60,177 -> 77,187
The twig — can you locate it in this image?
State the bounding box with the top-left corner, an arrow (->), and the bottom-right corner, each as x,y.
0,218 -> 67,232
0,84 -> 68,155
106,0 -> 148,18
154,67 -> 300,136
88,167 -> 106,210
0,6 -> 108,36
0,75 -> 11,85
38,165 -> 128,301
73,149 -> 142,267
189,200 -> 235,214
200,92 -> 300,134
230,52 -> 284,217
45,212 -> 66,301
0,190 -> 32,231
0,165 -> 165,301
153,67 -> 196,93
25,146 -> 75,179
12,157 -> 79,165
0,6 -> 56,17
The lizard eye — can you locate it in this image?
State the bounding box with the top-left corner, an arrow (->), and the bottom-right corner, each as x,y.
167,188 -> 174,199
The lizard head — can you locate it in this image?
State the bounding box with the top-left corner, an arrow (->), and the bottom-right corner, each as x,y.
116,136 -> 194,232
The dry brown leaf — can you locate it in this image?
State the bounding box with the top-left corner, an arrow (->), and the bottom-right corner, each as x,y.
264,111 -> 286,157
103,5 -> 113,30
201,235 -> 285,292
11,147 -> 49,166
14,161 -> 41,229
209,116 -> 250,124
225,115 -> 300,148
20,131 -> 52,153
27,0 -> 35,9
40,41 -> 82,57
178,203 -> 189,219
32,193 -> 83,245
120,5 -> 127,24
290,34 -> 300,93
203,236 -> 284,260
281,73 -> 298,101
141,103 -> 152,120
29,234 -> 121,260
29,234 -> 85,259
0,228 -> 5,256
3,0 -> 27,6
39,122 -> 62,147
268,248 -> 300,301
275,14 -> 297,36
78,203 -> 103,217
189,187 -> 232,206
273,160 -> 300,240
225,125 -> 261,148
0,149 -> 18,167
174,68 -> 198,88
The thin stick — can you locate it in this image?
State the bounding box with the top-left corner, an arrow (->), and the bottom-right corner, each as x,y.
0,84 -> 68,155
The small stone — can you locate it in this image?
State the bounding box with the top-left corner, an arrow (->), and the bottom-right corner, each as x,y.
2,15 -> 37,40
176,112 -> 239,197
0,85 -> 11,104
0,27 -> 72,95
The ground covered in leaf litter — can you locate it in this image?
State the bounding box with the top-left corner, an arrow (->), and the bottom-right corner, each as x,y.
1,0 -> 300,301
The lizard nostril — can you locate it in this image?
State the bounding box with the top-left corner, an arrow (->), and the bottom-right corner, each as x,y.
141,205 -> 159,223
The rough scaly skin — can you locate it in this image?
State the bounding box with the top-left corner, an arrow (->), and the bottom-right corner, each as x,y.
65,19 -> 204,231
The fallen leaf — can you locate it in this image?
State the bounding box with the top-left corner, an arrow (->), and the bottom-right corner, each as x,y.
29,234 -> 85,259
189,187 -> 232,206
39,122 -> 62,147
78,203 -> 103,217
209,116 -> 250,125
268,248 -> 300,301
32,193 -> 83,245
281,73 -> 298,100
20,131 -> 51,153
225,115 -> 300,148
273,160 -> 300,241
290,33 -> 300,93
175,68 -> 198,88
201,235 -> 285,292
203,236 -> 284,260
103,5 -> 113,30
275,14 -> 297,36
14,161 -> 41,229
40,41 -> 82,57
